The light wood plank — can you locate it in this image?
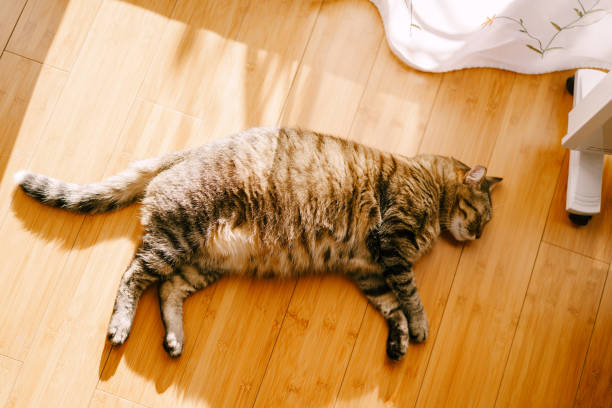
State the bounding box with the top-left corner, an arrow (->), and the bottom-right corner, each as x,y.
0,155 -> 28,218
416,72 -> 571,408
228,0 -> 322,132
254,277 -> 364,408
2,1 -> 177,405
543,154 -> 612,262
0,197 -> 83,362
336,68 -> 515,407
0,52 -> 67,228
0,0 -> 26,51
5,101 -> 201,408
496,243 -> 608,407
575,265 -> 612,408
161,278 -> 294,408
0,53 -> 69,360
0,52 -> 67,159
90,390 -> 148,408
279,0 -> 383,136
139,0 -> 248,117
348,45 -> 442,153
418,69 -> 516,164
7,0 -> 102,70
18,0 -> 175,183
0,356 -> 22,407
141,0 -> 321,136
0,0 -> 174,362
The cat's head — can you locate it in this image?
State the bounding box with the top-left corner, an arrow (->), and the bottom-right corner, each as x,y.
447,165 -> 501,241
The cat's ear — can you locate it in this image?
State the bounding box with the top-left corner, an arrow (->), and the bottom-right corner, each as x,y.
464,165 -> 486,186
486,176 -> 502,191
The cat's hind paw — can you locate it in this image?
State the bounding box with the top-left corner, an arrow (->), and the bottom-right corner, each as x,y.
409,312 -> 429,343
107,323 -> 130,346
163,332 -> 184,358
107,311 -> 133,346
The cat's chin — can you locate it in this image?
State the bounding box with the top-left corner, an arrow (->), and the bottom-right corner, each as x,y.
449,219 -> 471,241
449,229 -> 475,242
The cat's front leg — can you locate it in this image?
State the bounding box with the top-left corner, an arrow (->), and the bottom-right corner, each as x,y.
353,273 -> 409,361
380,249 -> 428,343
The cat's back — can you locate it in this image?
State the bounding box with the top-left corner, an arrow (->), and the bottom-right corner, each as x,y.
176,127 -> 378,199
143,127 -> 389,276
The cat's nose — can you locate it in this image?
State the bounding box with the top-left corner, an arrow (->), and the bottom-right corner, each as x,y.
476,231 -> 482,239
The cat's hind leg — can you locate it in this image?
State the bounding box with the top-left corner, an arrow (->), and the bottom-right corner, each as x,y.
107,255 -> 160,346
354,273 -> 409,361
108,227 -> 190,346
158,264 -> 222,357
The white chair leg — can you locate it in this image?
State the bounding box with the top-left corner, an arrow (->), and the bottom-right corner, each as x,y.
566,149 -> 604,225
564,69 -> 609,225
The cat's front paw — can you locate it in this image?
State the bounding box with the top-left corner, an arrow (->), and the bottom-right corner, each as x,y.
163,332 -> 184,358
386,312 -> 409,361
386,328 -> 409,361
409,311 -> 429,343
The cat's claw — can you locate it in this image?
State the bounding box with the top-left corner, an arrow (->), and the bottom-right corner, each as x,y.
163,332 -> 184,358
409,312 -> 429,343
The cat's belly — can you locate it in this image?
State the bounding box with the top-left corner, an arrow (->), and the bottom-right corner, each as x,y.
203,221 -> 376,277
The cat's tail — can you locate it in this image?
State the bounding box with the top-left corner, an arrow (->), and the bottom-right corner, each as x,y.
14,151 -> 188,214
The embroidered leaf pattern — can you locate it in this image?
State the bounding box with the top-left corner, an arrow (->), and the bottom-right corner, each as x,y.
404,0 -> 419,36
487,0 -> 610,58
526,44 -> 543,54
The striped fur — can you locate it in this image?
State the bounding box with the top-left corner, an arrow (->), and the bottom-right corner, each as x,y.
16,127 -> 501,360
14,151 -> 186,214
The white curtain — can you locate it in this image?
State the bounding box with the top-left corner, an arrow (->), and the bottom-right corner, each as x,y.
372,0 -> 612,73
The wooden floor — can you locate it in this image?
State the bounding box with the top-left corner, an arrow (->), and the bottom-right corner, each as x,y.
0,0 -> 610,407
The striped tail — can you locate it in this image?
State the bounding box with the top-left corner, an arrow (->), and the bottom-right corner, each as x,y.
14,151 -> 187,214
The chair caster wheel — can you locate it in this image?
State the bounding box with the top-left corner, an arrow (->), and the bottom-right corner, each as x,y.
566,75 -> 575,96
568,212 -> 591,226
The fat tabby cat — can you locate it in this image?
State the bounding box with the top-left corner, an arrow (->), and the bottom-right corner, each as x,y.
14,127 -> 501,361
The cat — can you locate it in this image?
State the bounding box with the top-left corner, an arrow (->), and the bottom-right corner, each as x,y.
14,127 -> 501,361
